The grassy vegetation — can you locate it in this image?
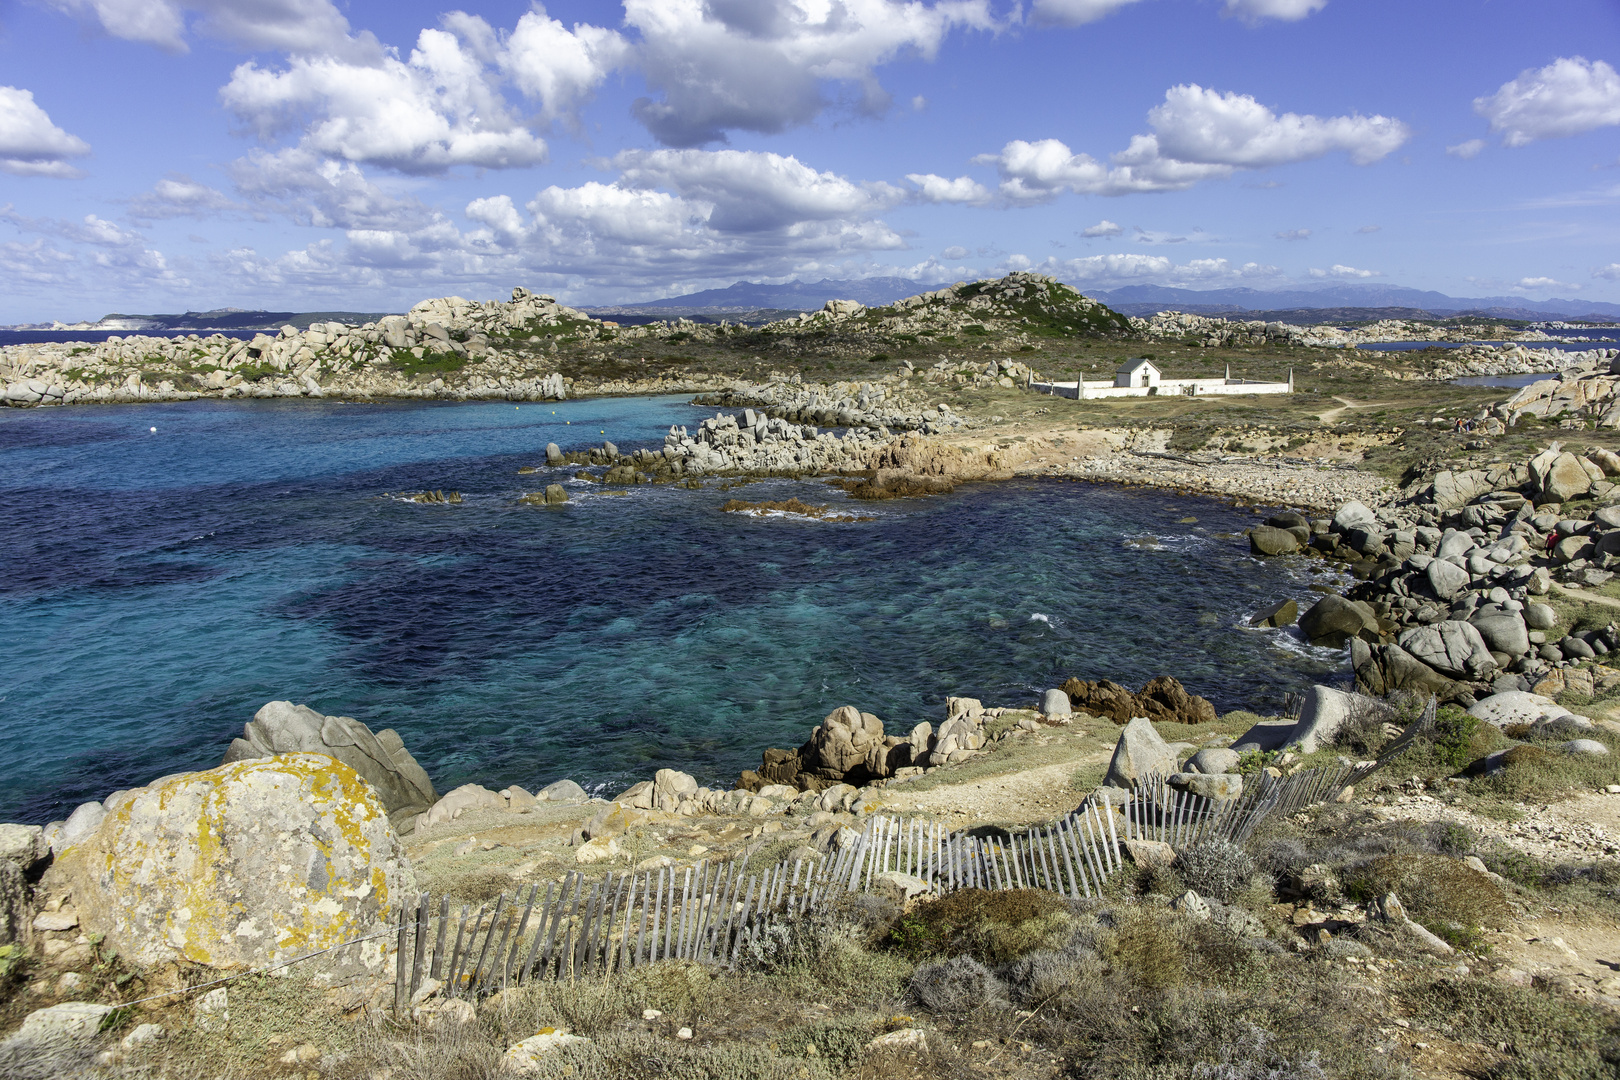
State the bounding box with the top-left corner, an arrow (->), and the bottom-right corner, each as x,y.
387,348 -> 470,378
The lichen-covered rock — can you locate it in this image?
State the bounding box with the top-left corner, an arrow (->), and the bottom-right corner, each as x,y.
0,860 -> 27,946
42,753 -> 413,977
0,823 -> 47,871
223,701 -> 436,826
1166,772 -> 1243,800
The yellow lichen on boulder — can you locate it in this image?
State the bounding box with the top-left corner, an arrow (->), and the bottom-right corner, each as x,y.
42,753 -> 415,979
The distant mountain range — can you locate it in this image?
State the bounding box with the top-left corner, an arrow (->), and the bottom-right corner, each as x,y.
583,278 -> 1620,324
1086,284 -> 1620,322
13,280 -> 1618,335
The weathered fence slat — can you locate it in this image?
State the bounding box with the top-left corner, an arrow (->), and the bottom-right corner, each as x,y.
394,906 -> 410,1012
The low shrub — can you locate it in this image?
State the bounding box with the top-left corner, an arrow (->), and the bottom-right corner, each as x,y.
1100,907 -> 1187,991
1190,1022 -> 1329,1080
1342,854 -> 1512,940
1467,727 -> 1620,801
909,955 -> 1005,1012
1175,839 -> 1259,904
1002,941 -> 1104,1004
1413,705 -> 1490,771
1031,956 -> 1400,1080
776,1016 -> 881,1071
885,888 -> 1071,965
1331,696 -> 1395,756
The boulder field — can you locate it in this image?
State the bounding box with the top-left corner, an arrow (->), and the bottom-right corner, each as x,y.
1249,441 -> 1620,705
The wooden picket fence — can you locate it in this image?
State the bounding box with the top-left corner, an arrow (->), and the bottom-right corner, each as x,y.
390,806 -> 1133,1011
393,698 -> 1434,1011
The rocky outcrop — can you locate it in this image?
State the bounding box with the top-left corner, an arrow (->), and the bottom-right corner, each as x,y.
1132,312 -> 1559,351
0,288 -> 585,407
738,699 -> 1000,794
1103,717 -> 1178,788
222,701 -> 436,828
41,754 -> 414,976
1059,676 -> 1216,726
1249,438 -> 1620,706
660,410 -> 888,476
697,379 -> 971,437
0,272 -> 1133,410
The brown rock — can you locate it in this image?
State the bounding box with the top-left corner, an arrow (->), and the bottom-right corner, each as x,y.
1061,675 -> 1216,725
1138,676 -> 1218,725
1060,678 -> 1140,723
806,706 -> 886,777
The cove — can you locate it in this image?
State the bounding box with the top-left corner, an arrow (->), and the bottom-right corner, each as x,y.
0,396 -> 1346,824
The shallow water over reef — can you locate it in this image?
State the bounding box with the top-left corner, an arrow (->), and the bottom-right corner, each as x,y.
0,396 -> 1346,823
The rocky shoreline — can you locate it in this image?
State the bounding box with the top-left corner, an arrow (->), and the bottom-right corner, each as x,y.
1247,439 -> 1620,734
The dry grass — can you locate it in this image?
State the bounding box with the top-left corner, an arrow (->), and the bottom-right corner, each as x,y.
118,973 -> 361,1079
1400,976 -> 1620,1080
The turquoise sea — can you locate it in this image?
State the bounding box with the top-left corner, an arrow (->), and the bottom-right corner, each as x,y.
0,395 -> 1346,824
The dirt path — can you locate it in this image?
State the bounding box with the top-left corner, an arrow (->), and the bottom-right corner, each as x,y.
1551,581 -> 1620,610
881,741 -> 1114,826
1318,394 -> 1401,423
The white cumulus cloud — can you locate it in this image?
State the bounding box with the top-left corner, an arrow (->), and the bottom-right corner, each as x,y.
220,25 -> 548,174
127,176 -> 239,219
1515,276 -> 1578,292
1147,84 -> 1409,168
45,0 -> 354,54
1082,219 -> 1123,237
623,0 -> 997,146
1276,228 -> 1310,241
1222,0 -> 1326,22
613,149 -> 906,232
227,147 -> 439,230
979,84 -> 1408,201
1595,263 -> 1620,281
482,8 -> 630,126
1475,56 -> 1620,147
1308,264 -> 1380,278
0,86 -> 91,178
1022,253 -> 1282,288
1447,138 -> 1486,159
906,173 -> 993,204
1027,0 -> 1144,27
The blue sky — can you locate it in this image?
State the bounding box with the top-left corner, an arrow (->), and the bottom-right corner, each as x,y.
1,0 -> 1618,321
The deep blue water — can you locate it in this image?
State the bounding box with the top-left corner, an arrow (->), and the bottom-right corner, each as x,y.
1360,338 -> 1618,352
0,396 -> 1346,825
0,329 -> 264,346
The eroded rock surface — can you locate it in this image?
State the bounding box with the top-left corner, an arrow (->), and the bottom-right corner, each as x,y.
43,754 -> 414,977
222,701 -> 436,826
